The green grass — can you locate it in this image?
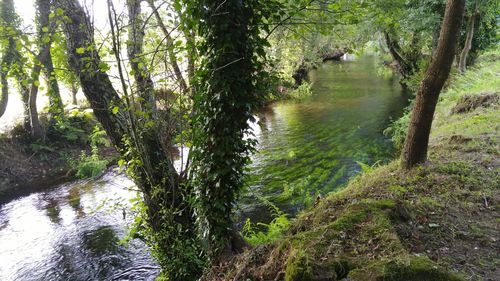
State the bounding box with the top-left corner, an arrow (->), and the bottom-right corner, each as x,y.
203,48 -> 499,281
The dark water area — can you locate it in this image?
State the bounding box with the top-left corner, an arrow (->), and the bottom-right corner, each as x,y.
0,56 -> 408,280
240,56 -> 409,222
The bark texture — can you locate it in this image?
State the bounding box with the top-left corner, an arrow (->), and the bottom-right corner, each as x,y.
402,0 -> 465,169
126,0 -> 156,110
59,2 -> 200,278
384,31 -> 413,80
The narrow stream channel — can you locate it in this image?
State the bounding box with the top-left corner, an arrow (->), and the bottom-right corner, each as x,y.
0,56 -> 408,280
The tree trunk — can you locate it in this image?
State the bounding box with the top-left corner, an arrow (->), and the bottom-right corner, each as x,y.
126,0 -> 156,111
146,0 -> 188,94
0,0 -> 21,120
384,31 -> 413,80
0,71 -> 8,118
17,73 -> 32,130
43,54 -> 64,119
28,61 -> 44,140
0,0 -> 15,119
193,0 -> 257,260
60,0 -> 127,147
459,11 -> 476,73
60,1 -> 201,278
71,83 -> 78,105
37,0 -> 64,120
402,0 -> 465,169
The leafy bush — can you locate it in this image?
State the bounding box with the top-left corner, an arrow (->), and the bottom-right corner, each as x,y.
384,110 -> 411,150
289,81 -> 313,100
74,145 -> 107,178
89,125 -> 110,147
242,201 -> 290,246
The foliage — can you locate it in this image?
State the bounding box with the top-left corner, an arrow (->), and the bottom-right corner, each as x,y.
242,200 -> 290,246
125,193 -> 206,280
384,111 -> 411,150
190,0 -> 280,256
385,46 -> 500,150
89,125 -> 110,147
73,145 -> 107,179
289,81 -> 313,101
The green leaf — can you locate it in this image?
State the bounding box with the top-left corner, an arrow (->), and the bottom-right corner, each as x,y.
76,47 -> 85,54
111,106 -> 119,115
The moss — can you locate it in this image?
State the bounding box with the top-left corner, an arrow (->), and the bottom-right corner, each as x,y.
204,48 -> 499,281
348,256 -> 464,281
285,249 -> 313,281
379,256 -> 464,281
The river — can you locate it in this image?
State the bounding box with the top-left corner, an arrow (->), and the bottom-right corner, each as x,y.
0,56 -> 408,280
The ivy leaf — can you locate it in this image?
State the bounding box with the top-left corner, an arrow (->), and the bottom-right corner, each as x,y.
99,62 -> 110,72
76,47 -> 85,54
111,106 -> 119,115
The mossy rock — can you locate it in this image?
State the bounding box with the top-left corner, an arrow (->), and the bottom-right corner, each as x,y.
348,256 -> 464,281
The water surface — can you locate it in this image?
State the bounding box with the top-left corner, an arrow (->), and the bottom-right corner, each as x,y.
241,56 -> 408,219
0,56 -> 407,280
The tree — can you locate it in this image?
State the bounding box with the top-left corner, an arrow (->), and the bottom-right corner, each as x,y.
459,1 -> 476,73
0,0 -> 17,118
28,0 -> 64,139
58,0 -> 203,279
0,0 -> 30,126
52,35 -> 80,105
146,0 -> 188,95
126,0 -> 156,110
402,0 -> 465,169
191,0 -> 267,260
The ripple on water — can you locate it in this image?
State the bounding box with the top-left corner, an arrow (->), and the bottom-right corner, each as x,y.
0,172 -> 159,281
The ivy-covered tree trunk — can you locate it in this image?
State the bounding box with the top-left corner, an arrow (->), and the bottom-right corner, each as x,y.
0,74 -> 8,118
192,0 -> 261,260
402,0 -> 465,169
43,53 -> 64,119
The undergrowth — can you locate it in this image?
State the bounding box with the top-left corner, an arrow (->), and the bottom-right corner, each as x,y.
203,47 -> 500,281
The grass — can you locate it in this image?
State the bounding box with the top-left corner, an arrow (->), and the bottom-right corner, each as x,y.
202,48 -> 499,280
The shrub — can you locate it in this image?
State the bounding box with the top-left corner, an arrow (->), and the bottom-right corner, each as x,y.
74,145 -> 107,178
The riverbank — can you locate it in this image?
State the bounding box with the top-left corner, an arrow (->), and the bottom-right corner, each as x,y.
204,50 -> 499,280
0,114 -> 118,205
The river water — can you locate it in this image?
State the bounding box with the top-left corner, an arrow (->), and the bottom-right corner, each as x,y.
240,56 -> 408,222
0,56 -> 408,280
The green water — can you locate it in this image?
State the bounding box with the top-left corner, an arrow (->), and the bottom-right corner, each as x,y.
242,56 -> 409,220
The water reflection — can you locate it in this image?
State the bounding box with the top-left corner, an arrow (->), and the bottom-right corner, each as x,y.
0,56 -> 408,280
241,56 -> 409,218
0,173 -> 159,281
